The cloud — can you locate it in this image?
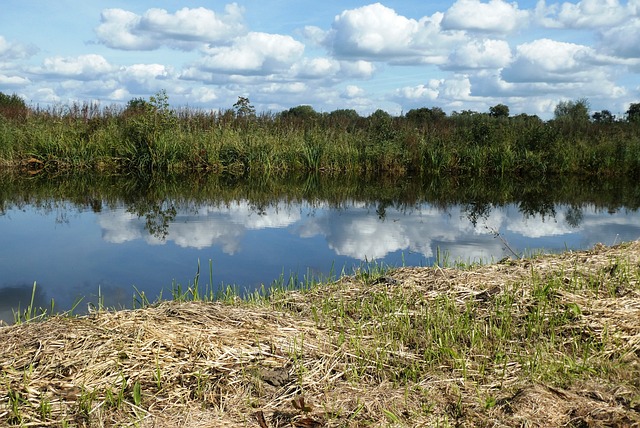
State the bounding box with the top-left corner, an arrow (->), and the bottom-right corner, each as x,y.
95,9 -> 154,50
441,0 -> 530,34
535,0 -> 630,29
502,39 -> 599,82
0,35 -> 38,60
343,85 -> 365,98
0,74 -> 30,86
301,25 -> 327,45
121,63 -> 172,81
98,202 -> 300,253
599,18 -> 640,58
259,82 -> 307,95
327,3 -> 419,58
34,54 -> 114,80
291,57 -> 340,79
95,5 -> 245,51
394,81 -> 441,102
196,32 -> 304,75
323,3 -> 465,64
447,38 -> 513,69
337,60 -> 376,78
183,87 -> 218,103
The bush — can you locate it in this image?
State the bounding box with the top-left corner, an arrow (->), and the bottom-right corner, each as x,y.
0,92 -> 29,122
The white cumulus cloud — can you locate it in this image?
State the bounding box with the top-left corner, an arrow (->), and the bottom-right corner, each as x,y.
599,18 -> 640,58
95,5 -> 245,51
535,0 -> 630,29
36,54 -> 114,80
324,3 -> 466,65
197,32 -> 304,75
447,38 -> 513,69
441,0 -> 530,34
502,39 -> 597,82
0,35 -> 37,60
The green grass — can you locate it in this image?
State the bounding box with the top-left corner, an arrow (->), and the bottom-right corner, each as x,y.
1,239 -> 639,425
2,92 -> 640,178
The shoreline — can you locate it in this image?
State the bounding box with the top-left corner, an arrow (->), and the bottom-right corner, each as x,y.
1,242 -> 639,427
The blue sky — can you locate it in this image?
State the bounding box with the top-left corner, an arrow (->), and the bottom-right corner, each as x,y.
1,0 -> 638,118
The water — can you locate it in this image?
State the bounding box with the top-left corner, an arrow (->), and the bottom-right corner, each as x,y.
1,173 -> 639,322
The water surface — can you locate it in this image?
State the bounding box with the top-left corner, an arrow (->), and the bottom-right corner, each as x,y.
1,173 -> 639,322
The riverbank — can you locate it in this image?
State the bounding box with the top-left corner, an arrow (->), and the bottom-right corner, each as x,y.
1,242 -> 639,427
2,93 -> 640,178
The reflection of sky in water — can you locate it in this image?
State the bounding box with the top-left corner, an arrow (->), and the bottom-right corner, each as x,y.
1,200 -> 639,322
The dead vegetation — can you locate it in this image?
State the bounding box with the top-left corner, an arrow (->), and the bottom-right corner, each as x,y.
1,242 -> 639,427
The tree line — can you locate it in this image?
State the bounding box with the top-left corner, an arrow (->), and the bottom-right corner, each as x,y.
1,90 -> 640,177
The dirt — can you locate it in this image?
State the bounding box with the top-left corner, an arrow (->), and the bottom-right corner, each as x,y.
1,241 -> 639,427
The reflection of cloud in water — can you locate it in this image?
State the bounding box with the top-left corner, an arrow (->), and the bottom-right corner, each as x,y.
98,201 -> 300,252
99,210 -> 143,244
97,200 -> 640,263
299,204 -> 640,261
299,205 -> 479,260
322,215 -> 409,259
506,213 -> 572,238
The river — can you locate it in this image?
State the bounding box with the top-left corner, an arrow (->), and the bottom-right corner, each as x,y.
1,172 -> 639,322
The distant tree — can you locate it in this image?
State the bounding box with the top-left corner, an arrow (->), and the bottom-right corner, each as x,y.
328,108 -> 360,121
489,104 -> 509,119
233,96 -> 255,118
124,97 -> 151,115
280,105 -> 319,121
626,103 -> 640,123
512,113 -> 542,124
327,109 -> 361,129
553,98 -> 590,124
0,91 -> 29,122
592,110 -> 615,123
405,107 -> 446,124
368,109 -> 392,122
368,109 -> 395,142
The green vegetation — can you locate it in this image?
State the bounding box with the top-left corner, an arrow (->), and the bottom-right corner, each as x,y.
1,91 -> 640,177
2,171 -> 639,244
1,242 -> 639,426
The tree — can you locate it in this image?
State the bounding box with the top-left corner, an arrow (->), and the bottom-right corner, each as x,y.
592,110 -> 615,123
280,105 -> 319,121
123,97 -> 151,116
327,109 -> 361,129
489,104 -> 509,119
0,91 -> 29,122
368,109 -> 395,143
405,107 -> 446,125
233,96 -> 255,118
328,108 -> 360,121
553,98 -> 590,124
626,103 -> 640,123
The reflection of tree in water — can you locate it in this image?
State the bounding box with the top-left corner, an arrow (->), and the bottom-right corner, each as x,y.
565,205 -> 584,228
464,197 -> 566,228
376,200 -> 392,220
465,201 -> 493,227
127,200 -> 177,240
518,199 -> 556,220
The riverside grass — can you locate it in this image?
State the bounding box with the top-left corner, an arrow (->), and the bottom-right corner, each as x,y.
1,243 -> 639,427
2,94 -> 640,177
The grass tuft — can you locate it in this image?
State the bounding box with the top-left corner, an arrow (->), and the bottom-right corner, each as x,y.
0,242 -> 639,426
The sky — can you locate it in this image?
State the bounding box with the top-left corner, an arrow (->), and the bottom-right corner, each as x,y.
1,0 -> 639,119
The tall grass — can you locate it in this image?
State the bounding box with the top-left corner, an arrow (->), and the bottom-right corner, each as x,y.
1,92 -> 640,177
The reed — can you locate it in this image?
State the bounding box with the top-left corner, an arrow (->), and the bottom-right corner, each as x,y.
2,92 -> 640,178
0,242 -> 638,426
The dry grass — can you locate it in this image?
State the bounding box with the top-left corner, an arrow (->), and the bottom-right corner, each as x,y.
1,242 -> 639,427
